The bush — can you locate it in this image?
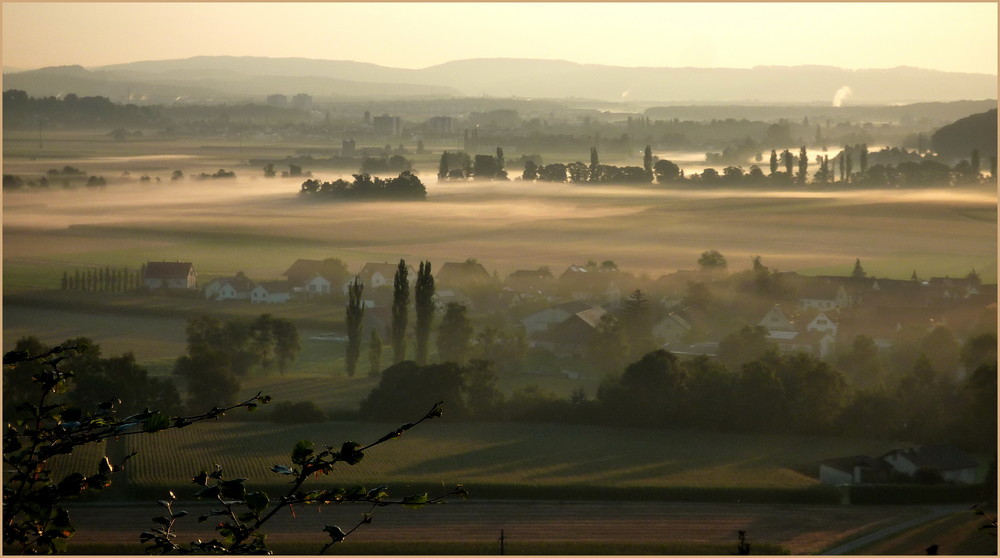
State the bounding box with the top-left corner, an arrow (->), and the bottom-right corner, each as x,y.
269,400 -> 327,424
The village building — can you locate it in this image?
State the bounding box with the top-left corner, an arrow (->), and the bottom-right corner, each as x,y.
251,281 -> 292,304
437,261 -> 492,287
341,262 -> 415,297
534,306 -> 607,358
143,261 -> 197,290
204,271 -> 252,300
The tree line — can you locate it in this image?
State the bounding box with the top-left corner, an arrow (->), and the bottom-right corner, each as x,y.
60,266 -> 143,292
300,171 -> 426,200
433,144 -> 993,188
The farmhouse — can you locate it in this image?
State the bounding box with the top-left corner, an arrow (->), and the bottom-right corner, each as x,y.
534,306 -> 607,358
437,260 -> 492,287
303,274 -> 332,295
521,300 -> 596,335
204,271 -> 252,300
282,258 -> 349,286
251,281 -> 292,304
342,262 -> 415,296
881,445 -> 979,485
819,444 -> 979,486
143,261 -> 197,290
818,455 -> 891,485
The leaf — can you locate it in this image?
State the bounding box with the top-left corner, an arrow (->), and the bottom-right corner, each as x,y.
323,525 -> 347,543
270,465 -> 295,475
171,510 -> 188,520
141,412 -> 170,433
192,471 -> 209,486
244,491 -> 269,514
338,442 -> 364,465
97,456 -> 114,475
291,440 -> 314,465
218,479 -> 247,500
402,493 -> 429,509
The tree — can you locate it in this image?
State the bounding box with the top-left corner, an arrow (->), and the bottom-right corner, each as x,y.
920,326 -> 961,379
621,289 -> 655,360
522,159 -> 538,181
851,258 -> 866,279
598,349 -> 688,427
782,149 -> 794,176
698,249 -> 728,274
368,329 -> 383,377
718,325 -> 774,372
438,151 -> 450,180
345,277 -> 365,377
414,261 -> 436,365
2,342 -> 269,554
391,260 -> 410,363
769,149 -> 778,175
360,362 -> 473,420
960,332 -> 997,371
643,145 -> 653,179
797,146 -> 808,184
587,314 -> 630,374
653,159 -> 680,184
437,303 -> 473,364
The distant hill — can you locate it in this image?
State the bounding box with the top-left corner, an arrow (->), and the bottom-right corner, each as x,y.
931,109 -> 998,162
3,56 -> 995,105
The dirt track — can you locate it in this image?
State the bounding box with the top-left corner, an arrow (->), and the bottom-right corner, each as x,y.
66,499 -> 931,554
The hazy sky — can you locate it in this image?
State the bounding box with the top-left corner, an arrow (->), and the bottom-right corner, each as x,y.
2,2 -> 997,74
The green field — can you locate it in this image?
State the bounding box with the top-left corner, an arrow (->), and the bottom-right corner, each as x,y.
48,420 -> 906,503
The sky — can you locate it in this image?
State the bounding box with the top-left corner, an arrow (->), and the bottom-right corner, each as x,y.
2,2 -> 997,74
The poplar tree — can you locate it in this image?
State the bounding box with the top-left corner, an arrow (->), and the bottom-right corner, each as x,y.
798,146 -> 808,184
643,145 -> 653,179
345,277 -> 365,377
414,260 -> 436,365
391,259 -> 410,363
438,151 -> 449,180
769,150 -> 778,175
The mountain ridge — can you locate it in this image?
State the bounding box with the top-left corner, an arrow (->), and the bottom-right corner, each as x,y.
4,56 -> 996,105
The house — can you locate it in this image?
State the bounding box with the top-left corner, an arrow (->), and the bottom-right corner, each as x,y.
437,261 -> 492,287
767,330 -> 836,359
144,261 -> 197,290
204,271 -> 252,300
818,455 -> 891,485
342,262 -> 415,297
534,306 -> 607,358
881,445 -> 979,485
283,259 -> 334,284
758,304 -> 795,332
435,289 -> 473,310
805,312 -> 838,336
819,445 -> 980,486
797,280 -> 850,311
653,306 -> 709,347
520,300 -> 596,335
303,275 -> 332,295
251,281 -> 292,304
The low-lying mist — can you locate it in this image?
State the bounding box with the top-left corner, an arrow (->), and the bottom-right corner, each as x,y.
3,175 -> 996,281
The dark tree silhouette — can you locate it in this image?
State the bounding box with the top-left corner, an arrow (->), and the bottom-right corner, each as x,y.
391,259 -> 410,364
345,277 -> 365,377
414,260 -> 436,365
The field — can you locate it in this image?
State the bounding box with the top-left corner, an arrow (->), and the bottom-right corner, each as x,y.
4,130 -> 997,554
50,420 -> 908,499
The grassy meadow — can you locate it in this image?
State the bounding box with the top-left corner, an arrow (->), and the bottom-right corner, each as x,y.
52,420 -> 907,501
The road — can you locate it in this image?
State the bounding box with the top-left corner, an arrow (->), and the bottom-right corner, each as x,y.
66,499 -> 936,554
